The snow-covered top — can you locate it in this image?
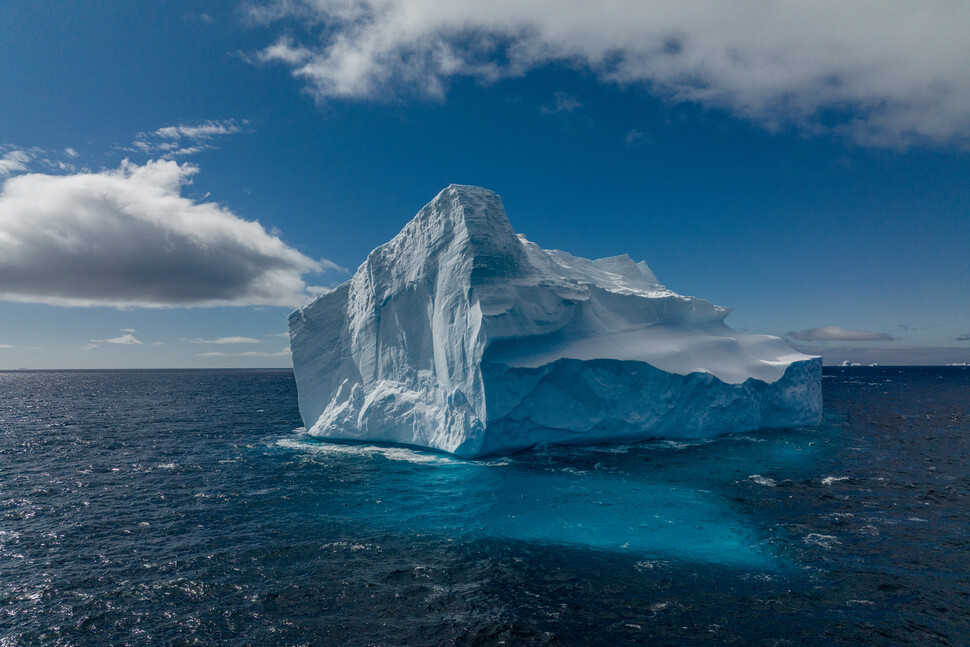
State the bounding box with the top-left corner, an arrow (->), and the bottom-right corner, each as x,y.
403,184 -> 672,298
355,184 -> 666,293
519,237 -> 667,297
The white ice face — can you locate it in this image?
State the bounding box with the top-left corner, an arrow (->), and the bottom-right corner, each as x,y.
289,185 -> 821,457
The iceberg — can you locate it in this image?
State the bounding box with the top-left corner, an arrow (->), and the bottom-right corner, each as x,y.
289,185 -> 821,457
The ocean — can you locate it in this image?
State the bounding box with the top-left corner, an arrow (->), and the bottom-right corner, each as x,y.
1,367 -> 968,645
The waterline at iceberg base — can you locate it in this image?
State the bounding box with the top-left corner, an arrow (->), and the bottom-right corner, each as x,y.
289,185 -> 821,457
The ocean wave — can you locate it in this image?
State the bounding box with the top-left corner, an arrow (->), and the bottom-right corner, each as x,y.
804,533 -> 841,549
275,435 -> 511,466
820,476 -> 850,485
747,474 -> 778,487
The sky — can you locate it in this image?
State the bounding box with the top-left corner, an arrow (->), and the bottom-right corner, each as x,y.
1,0 -> 968,368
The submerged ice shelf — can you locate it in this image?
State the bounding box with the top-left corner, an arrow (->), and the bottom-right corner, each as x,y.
289,185 -> 821,457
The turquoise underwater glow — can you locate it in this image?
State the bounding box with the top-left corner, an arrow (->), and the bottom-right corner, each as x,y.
280,422 -> 826,570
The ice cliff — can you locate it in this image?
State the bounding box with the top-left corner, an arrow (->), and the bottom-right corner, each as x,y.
289,185 -> 821,457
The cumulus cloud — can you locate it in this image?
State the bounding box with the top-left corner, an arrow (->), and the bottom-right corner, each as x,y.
0,159 -> 331,308
130,119 -> 247,158
786,326 -> 895,342
192,336 -> 263,344
252,0 -> 970,147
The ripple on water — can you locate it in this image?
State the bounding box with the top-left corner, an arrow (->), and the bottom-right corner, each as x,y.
0,367 -> 968,645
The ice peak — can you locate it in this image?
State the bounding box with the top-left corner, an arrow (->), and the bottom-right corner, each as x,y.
427,184 -> 513,234
393,184 -> 527,282
439,183 -> 500,200
425,184 -> 504,216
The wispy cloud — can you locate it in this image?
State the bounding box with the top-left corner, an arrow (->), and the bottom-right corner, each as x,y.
252,0 -> 970,148
540,92 -> 582,115
0,149 -> 31,176
192,336 -> 263,344
0,343 -> 17,349
199,347 -> 291,357
0,159 -> 334,308
1,145 -> 85,176
791,345 -> 970,366
183,12 -> 216,25
129,119 -> 247,158
956,334 -> 970,342
625,128 -> 648,146
786,326 -> 894,342
153,121 -> 243,140
93,333 -> 143,345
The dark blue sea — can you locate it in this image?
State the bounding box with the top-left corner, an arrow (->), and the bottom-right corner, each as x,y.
1,367 -> 968,645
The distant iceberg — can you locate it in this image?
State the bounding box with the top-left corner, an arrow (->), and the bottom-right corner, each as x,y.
289,185 -> 821,457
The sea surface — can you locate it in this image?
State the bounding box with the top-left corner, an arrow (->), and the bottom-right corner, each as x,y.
1,367 -> 968,645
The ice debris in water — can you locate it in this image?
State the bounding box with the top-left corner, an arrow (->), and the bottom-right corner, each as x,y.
289,185 -> 822,457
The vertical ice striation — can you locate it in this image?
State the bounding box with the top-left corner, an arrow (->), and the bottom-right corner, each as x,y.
289,185 -> 821,457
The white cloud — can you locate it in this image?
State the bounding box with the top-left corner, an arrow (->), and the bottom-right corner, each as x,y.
96,333 -> 143,345
199,346 -> 291,357
80,343 -> 98,351
64,148 -> 79,158
184,12 -> 216,25
0,159 -> 332,308
625,128 -> 648,146
51,160 -> 77,173
792,345 -> 970,366
153,120 -> 243,140
121,328 -> 136,333
787,326 -> 895,342
315,258 -> 348,273
130,119 -> 247,158
540,92 -> 582,114
0,150 -> 31,176
0,343 -> 17,349
192,336 -> 263,344
252,0 -> 970,148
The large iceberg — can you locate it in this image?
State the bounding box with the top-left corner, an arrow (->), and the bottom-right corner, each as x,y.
289,185 -> 821,457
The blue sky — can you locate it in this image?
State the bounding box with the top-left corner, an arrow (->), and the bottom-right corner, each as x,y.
1,0 -> 969,368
